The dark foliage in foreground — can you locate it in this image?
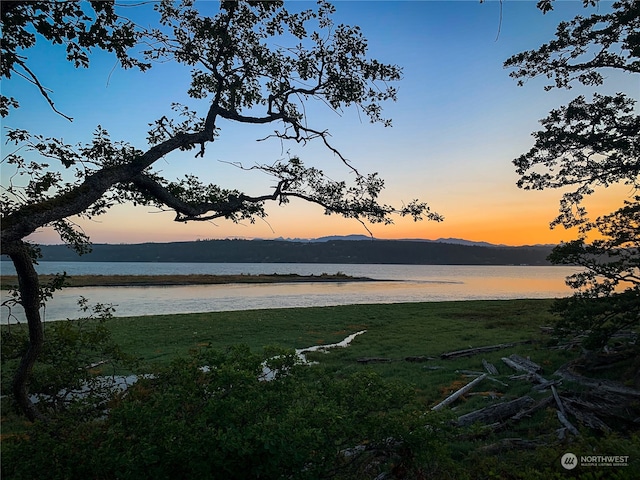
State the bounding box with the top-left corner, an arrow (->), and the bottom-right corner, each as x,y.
1,346 -> 455,480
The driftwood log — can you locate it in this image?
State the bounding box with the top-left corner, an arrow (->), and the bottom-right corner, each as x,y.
440,341 -> 532,360
501,355 -> 556,389
432,374 -> 487,411
555,363 -> 640,398
434,346 -> 639,441
482,359 -> 498,375
562,400 -> 611,433
457,395 -> 534,427
501,354 -> 542,374
511,395 -> 553,422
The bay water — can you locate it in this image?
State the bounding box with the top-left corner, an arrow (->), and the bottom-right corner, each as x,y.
0,261 -> 579,323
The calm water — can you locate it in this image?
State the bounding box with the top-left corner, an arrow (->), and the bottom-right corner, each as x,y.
0,261 -> 579,323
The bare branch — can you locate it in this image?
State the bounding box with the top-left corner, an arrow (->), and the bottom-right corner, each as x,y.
14,58 -> 73,122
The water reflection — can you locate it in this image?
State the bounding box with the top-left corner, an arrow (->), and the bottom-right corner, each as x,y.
1,263 -> 578,323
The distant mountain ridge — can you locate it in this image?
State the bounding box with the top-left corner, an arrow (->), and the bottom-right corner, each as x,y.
28,238 -> 556,266
274,235 -> 551,248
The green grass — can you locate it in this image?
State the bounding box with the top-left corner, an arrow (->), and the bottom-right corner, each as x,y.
0,299 -> 584,406
104,299 -> 556,370
101,299 -> 581,409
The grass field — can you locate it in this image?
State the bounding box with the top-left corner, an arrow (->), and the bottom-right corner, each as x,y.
4,298 -> 563,398
105,299 -> 555,363
102,299 -> 575,405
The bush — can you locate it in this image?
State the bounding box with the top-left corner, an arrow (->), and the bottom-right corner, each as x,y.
1,299 -> 135,418
2,345 -> 457,479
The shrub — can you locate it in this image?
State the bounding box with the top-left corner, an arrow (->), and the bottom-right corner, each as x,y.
1,299 -> 135,418
2,345 -> 457,479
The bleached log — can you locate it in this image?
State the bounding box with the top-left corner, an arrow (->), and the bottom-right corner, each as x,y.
555,363 -> 640,398
487,377 -> 509,387
440,341 -> 531,360
512,354 -> 542,372
550,384 -> 580,435
85,359 -> 109,369
431,373 -> 487,411
508,371 -> 554,389
532,375 -> 561,390
457,395 -> 534,427
556,410 -> 580,436
502,354 -> 542,374
563,402 -> 611,433
551,385 -> 566,416
561,392 -> 637,429
482,359 -> 498,375
502,357 -> 528,373
511,395 -> 553,421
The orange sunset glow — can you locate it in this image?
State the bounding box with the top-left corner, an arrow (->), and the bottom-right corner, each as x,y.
25,182 -> 626,247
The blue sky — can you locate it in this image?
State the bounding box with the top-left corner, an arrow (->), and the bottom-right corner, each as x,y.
2,1 -> 637,245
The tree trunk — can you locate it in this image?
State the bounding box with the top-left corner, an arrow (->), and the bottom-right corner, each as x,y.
6,241 -> 45,422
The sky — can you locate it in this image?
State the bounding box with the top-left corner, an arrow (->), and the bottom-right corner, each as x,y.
2,1 -> 637,246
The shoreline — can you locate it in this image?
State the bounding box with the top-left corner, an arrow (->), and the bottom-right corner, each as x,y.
0,273 -> 379,289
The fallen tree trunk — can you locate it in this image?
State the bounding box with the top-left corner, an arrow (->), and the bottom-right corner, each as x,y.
510,395 -> 553,422
501,354 -> 542,374
440,341 -> 532,360
556,410 -> 580,436
532,377 -> 561,391
551,385 -> 566,416
457,395 -> 534,427
432,374 -> 487,411
555,363 -> 640,398
563,401 -> 611,433
560,391 -> 640,430
482,359 -> 498,375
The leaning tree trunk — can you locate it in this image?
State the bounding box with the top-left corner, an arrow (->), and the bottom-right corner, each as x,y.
6,241 -> 45,422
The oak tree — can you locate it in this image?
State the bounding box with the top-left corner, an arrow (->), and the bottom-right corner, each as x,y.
1,0 -> 440,420
506,0 -> 639,349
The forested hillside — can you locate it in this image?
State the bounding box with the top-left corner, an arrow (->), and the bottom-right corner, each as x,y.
34,239 -> 554,265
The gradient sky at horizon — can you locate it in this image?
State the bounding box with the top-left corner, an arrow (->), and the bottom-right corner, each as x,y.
2,1 -> 637,246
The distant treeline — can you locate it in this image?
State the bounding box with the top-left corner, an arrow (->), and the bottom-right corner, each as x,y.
28,240 -> 555,265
